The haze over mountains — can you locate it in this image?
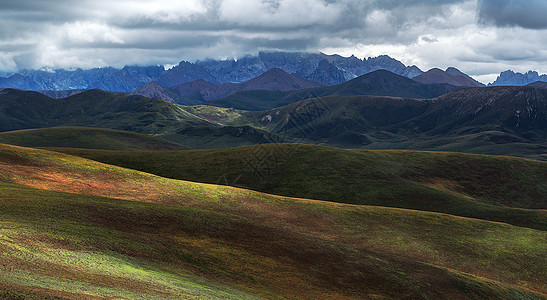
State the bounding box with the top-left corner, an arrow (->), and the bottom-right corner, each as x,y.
489,70 -> 547,86
0,52 -> 421,92
1,51 -> 546,94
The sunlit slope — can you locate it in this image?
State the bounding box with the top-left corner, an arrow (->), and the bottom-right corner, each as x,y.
53,144 -> 547,230
0,144 -> 545,298
0,127 -> 188,150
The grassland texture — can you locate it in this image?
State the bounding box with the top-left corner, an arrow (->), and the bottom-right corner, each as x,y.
0,143 -> 545,299
53,144 -> 547,231
0,127 -> 188,151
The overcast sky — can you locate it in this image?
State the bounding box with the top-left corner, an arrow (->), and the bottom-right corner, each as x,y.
0,0 -> 546,83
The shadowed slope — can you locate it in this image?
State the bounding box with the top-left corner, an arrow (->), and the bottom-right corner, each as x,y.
0,127 -> 188,150
53,144 -> 547,230
0,143 -> 545,298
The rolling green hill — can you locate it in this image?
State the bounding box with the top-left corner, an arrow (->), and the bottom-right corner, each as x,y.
0,89 -> 271,149
0,88 -> 208,133
2,86 -> 547,158
0,143 -> 545,298
0,127 -> 188,150
53,144 -> 547,230
234,88 -> 547,159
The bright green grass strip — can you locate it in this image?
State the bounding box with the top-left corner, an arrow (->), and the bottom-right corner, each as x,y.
0,226 -> 258,299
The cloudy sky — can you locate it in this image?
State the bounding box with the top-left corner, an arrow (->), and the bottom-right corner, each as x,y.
0,0 -> 546,83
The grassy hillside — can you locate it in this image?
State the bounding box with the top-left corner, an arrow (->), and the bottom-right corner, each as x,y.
0,89 -> 275,149
53,144 -> 547,230
2,86 -> 547,157
0,143 -> 545,298
0,88 -> 210,133
0,127 -> 188,150
231,91 -> 547,160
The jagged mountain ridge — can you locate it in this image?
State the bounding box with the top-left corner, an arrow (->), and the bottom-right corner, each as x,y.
0,66 -> 165,92
193,52 -> 423,86
490,70 -> 547,86
0,52 -> 423,92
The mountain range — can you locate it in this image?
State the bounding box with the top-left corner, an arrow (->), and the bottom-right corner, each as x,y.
1,78 -> 546,160
3,51 -> 546,92
490,70 -> 547,86
206,69 -> 459,111
0,52 -> 423,92
131,68 -> 325,105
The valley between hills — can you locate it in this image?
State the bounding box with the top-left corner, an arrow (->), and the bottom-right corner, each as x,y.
0,62 -> 546,299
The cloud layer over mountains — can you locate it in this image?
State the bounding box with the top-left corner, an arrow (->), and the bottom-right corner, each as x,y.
1,0 -> 546,83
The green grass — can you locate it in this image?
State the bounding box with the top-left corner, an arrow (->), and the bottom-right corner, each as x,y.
0,143 -> 545,298
52,143 -> 547,230
0,127 -> 188,150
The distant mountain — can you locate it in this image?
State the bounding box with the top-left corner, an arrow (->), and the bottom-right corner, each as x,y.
130,81 -> 180,104
526,81 -> 547,88
156,61 -> 219,87
241,68 -> 324,91
305,59 -> 347,85
37,89 -> 88,98
0,66 -> 165,92
445,67 -> 484,86
0,52 -> 424,92
207,69 -> 458,111
413,68 -> 483,87
194,51 -> 423,85
170,79 -> 217,98
489,70 -> 547,86
132,68 -> 324,104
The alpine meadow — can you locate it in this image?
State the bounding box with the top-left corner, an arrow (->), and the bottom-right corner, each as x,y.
0,0 -> 546,299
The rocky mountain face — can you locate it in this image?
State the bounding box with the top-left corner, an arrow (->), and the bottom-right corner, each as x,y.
305,59 -> 347,85
489,70 -> 547,86
192,52 -> 423,86
0,66 -> 165,92
237,68 -> 325,91
0,52 -> 422,92
412,68 -> 483,87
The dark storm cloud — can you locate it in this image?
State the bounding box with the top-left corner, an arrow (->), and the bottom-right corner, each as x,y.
478,0 -> 547,29
0,0 -> 546,83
